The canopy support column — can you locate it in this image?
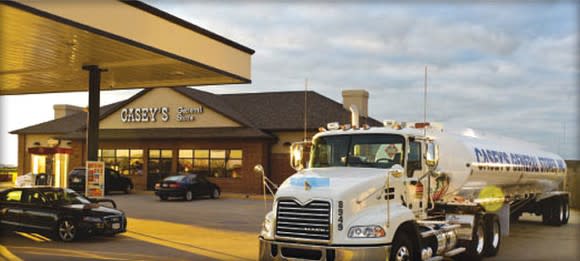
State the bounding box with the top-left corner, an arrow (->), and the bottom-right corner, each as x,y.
82,65 -> 105,161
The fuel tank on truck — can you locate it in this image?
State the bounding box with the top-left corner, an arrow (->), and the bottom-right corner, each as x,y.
427,128 -> 567,201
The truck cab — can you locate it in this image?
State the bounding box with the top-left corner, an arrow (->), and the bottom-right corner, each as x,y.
259,125 -> 451,261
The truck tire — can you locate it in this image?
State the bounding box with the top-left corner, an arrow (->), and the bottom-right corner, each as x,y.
542,196 -> 564,226
562,196 -> 570,225
456,216 -> 485,261
390,232 -> 417,261
541,197 -> 554,225
483,214 -> 501,257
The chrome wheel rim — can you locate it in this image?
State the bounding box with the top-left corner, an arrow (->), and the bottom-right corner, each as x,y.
213,189 -> 219,198
395,246 -> 410,261
492,221 -> 500,248
476,225 -> 485,254
186,191 -> 192,200
59,220 -> 75,241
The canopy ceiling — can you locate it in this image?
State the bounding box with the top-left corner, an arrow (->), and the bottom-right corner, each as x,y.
0,0 -> 254,95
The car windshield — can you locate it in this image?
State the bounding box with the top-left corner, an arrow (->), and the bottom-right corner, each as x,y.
310,134 -> 406,169
164,176 -> 186,182
44,189 -> 91,205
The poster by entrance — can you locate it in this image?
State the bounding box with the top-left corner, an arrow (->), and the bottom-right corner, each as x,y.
86,161 -> 105,198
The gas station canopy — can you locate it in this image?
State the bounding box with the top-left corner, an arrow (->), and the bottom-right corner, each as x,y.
0,0 -> 254,95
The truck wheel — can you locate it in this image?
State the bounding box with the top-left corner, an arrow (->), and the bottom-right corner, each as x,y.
542,196 -> 564,226
457,216 -> 485,261
483,214 -> 501,257
124,184 -> 132,194
390,233 -> 416,261
562,196 -> 570,225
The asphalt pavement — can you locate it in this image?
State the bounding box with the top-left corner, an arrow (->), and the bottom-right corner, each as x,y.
0,192 -> 578,261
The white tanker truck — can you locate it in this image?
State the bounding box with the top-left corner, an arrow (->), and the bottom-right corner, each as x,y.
258,115 -> 569,261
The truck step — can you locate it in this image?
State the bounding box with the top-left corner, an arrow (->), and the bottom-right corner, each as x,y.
444,247 -> 466,257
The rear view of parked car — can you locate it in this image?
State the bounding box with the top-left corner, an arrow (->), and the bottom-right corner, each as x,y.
155,174 -> 220,201
68,167 -> 133,195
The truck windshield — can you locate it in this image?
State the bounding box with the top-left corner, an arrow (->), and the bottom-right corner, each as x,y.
310,134 -> 405,169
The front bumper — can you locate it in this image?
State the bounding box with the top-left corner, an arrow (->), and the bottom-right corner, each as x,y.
259,237 -> 391,261
80,216 -> 127,235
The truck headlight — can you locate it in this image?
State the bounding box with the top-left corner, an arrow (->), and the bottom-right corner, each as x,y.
260,211 -> 275,240
82,216 -> 103,223
348,225 -> 385,238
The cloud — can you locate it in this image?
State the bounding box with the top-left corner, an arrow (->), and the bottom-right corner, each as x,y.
1,1 -> 578,163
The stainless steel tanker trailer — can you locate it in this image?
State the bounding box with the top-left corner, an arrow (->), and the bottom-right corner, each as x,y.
258,116 -> 569,261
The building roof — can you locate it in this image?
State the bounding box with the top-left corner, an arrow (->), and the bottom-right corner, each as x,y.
222,91 -> 381,130
9,101 -> 123,134
11,87 -> 381,138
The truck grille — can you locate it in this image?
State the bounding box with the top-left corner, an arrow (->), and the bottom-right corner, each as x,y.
275,199 -> 331,241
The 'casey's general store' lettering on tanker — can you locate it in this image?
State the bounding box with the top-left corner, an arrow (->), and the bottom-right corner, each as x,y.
473,147 -> 565,173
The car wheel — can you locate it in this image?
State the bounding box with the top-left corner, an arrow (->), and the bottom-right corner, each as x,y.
124,184 -> 132,194
159,195 -> 168,201
210,188 -> 220,199
57,219 -> 77,242
185,190 -> 193,201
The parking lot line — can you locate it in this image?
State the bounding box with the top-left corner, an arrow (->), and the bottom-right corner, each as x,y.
0,244 -> 23,261
13,232 -> 48,243
29,233 -> 51,242
125,217 -> 257,261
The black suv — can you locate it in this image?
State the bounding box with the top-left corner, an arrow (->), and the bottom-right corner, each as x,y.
0,187 -> 126,241
68,167 -> 133,195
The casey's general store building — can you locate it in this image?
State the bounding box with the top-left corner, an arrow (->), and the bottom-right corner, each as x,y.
11,87 -> 379,193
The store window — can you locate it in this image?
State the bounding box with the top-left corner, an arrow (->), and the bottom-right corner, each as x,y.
178,149 -> 242,178
148,149 -> 173,176
98,149 -> 144,176
147,149 -> 173,190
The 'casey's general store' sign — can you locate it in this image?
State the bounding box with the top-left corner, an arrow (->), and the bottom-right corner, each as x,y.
120,106 -> 203,123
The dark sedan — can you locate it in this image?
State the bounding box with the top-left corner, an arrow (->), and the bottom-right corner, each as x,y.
68,167 -> 133,195
154,174 -> 220,201
0,187 -> 126,241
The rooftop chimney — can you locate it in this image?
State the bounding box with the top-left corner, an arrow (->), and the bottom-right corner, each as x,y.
342,89 -> 369,117
53,104 -> 84,119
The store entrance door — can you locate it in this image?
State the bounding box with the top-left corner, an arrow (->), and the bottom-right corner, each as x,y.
147,149 -> 173,190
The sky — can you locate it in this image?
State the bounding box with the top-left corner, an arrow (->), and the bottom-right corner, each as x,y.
0,1 -> 578,165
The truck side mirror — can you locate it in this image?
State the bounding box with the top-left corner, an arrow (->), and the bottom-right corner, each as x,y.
290,142 -> 310,171
425,142 -> 439,169
389,164 -> 404,178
